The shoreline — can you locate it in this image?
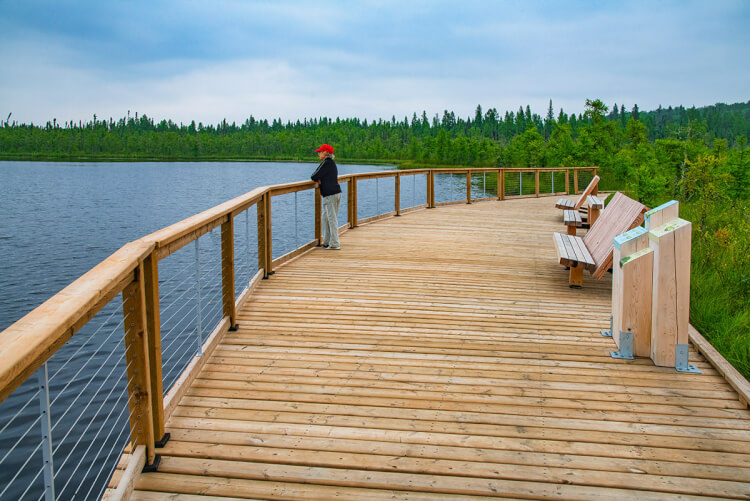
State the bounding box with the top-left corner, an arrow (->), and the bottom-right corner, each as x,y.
0,155 -> 498,170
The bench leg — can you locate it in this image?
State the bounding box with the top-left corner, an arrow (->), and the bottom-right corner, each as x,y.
566,225 -> 576,236
589,208 -> 600,227
569,263 -> 583,288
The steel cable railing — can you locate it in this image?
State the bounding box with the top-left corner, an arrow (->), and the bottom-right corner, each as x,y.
0,296 -> 136,501
159,227 -> 224,392
336,181 -> 349,231
399,173 -> 428,211
577,168 -> 595,193
0,166 -> 599,501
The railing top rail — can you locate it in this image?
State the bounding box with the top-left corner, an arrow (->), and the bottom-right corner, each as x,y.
0,165 -> 600,404
143,186 -> 268,252
0,239 -> 155,403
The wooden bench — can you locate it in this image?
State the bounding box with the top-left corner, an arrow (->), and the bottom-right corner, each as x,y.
586,194 -> 604,226
555,174 -> 599,210
563,210 -> 582,235
553,192 -> 648,287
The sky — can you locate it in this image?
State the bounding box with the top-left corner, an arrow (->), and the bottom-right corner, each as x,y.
0,0 -> 748,126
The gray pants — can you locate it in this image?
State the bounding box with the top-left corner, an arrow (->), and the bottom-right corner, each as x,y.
322,192 -> 342,248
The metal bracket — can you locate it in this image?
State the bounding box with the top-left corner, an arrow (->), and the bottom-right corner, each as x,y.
142,454 -> 162,473
601,315 -> 613,337
675,344 -> 701,373
155,433 -> 171,448
229,324 -> 240,332
610,331 -> 633,360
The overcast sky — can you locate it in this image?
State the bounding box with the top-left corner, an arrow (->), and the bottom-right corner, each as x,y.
1,0 -> 748,126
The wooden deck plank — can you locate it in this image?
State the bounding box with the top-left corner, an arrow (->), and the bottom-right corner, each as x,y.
147,456 -> 735,500
164,428 -> 750,471
135,197 -> 750,499
154,440 -> 750,490
166,416 -> 749,462
173,398 -> 750,439
188,374 -> 748,418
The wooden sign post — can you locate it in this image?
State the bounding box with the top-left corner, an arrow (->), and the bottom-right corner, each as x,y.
645,200 -> 679,230
606,227 -> 651,359
648,218 -> 697,372
616,247 -> 654,359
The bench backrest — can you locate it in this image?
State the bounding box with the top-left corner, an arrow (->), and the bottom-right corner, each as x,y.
573,175 -> 600,210
583,192 -> 647,279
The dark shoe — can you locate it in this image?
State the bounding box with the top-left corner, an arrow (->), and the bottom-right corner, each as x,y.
321,244 -> 329,248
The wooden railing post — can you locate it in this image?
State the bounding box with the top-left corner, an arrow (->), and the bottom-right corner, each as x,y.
428,171 -> 435,208
315,187 -> 322,240
221,217 -> 238,330
498,169 -> 504,200
535,169 -> 540,197
142,251 -> 167,446
122,264 -> 158,470
349,178 -> 358,227
565,169 -> 570,194
257,193 -> 270,278
574,169 -> 579,194
265,194 -> 273,275
395,174 -> 401,216
466,172 -> 471,204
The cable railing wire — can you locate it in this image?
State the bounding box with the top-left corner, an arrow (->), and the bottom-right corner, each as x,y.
159,262 -> 203,303
0,412 -> 42,466
48,302 -> 122,383
55,390 -> 135,500
49,310 -> 133,432
91,438 -> 135,501
51,350 -> 131,455
48,313 -> 127,406
159,258 -> 200,293
0,387 -> 41,436
54,387 -> 133,492
1,441 -> 44,499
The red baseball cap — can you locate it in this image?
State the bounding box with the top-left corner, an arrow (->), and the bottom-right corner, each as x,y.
315,144 -> 334,153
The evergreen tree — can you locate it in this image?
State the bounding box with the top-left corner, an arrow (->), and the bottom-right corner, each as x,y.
516,106 -> 526,134
544,99 -> 554,140
474,105 -> 483,128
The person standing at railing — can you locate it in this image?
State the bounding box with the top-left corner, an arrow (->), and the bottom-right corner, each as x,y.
311,144 -> 342,250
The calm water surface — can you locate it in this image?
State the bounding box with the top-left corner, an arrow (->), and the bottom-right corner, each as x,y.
0,160 -> 410,500
0,160 -> 397,330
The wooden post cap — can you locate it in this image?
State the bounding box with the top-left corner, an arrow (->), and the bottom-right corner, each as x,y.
648,217 -> 691,241
613,226 -> 648,251
644,200 -> 679,231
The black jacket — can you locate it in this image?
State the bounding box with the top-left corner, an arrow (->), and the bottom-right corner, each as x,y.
311,157 -> 342,197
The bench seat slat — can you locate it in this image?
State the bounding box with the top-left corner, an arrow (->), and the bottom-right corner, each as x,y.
587,195 -> 604,209
553,233 -> 595,268
563,210 -> 582,227
570,236 -> 596,268
553,233 -> 574,266
555,198 -> 574,209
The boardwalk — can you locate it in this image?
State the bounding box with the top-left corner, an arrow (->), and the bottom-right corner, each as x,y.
130,196 -> 750,500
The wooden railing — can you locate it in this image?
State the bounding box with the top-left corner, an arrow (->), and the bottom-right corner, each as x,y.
0,165 -> 599,497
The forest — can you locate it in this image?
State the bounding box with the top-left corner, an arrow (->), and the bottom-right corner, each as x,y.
0,98 -> 748,377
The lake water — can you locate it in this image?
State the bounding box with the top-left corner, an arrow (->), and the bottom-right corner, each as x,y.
0,160 -> 486,500
0,161 -> 393,330
0,160 -> 402,500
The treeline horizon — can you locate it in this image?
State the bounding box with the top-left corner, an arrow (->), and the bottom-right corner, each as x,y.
0,99 -> 748,166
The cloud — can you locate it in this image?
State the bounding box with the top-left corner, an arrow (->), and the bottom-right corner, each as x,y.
0,0 -> 748,125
